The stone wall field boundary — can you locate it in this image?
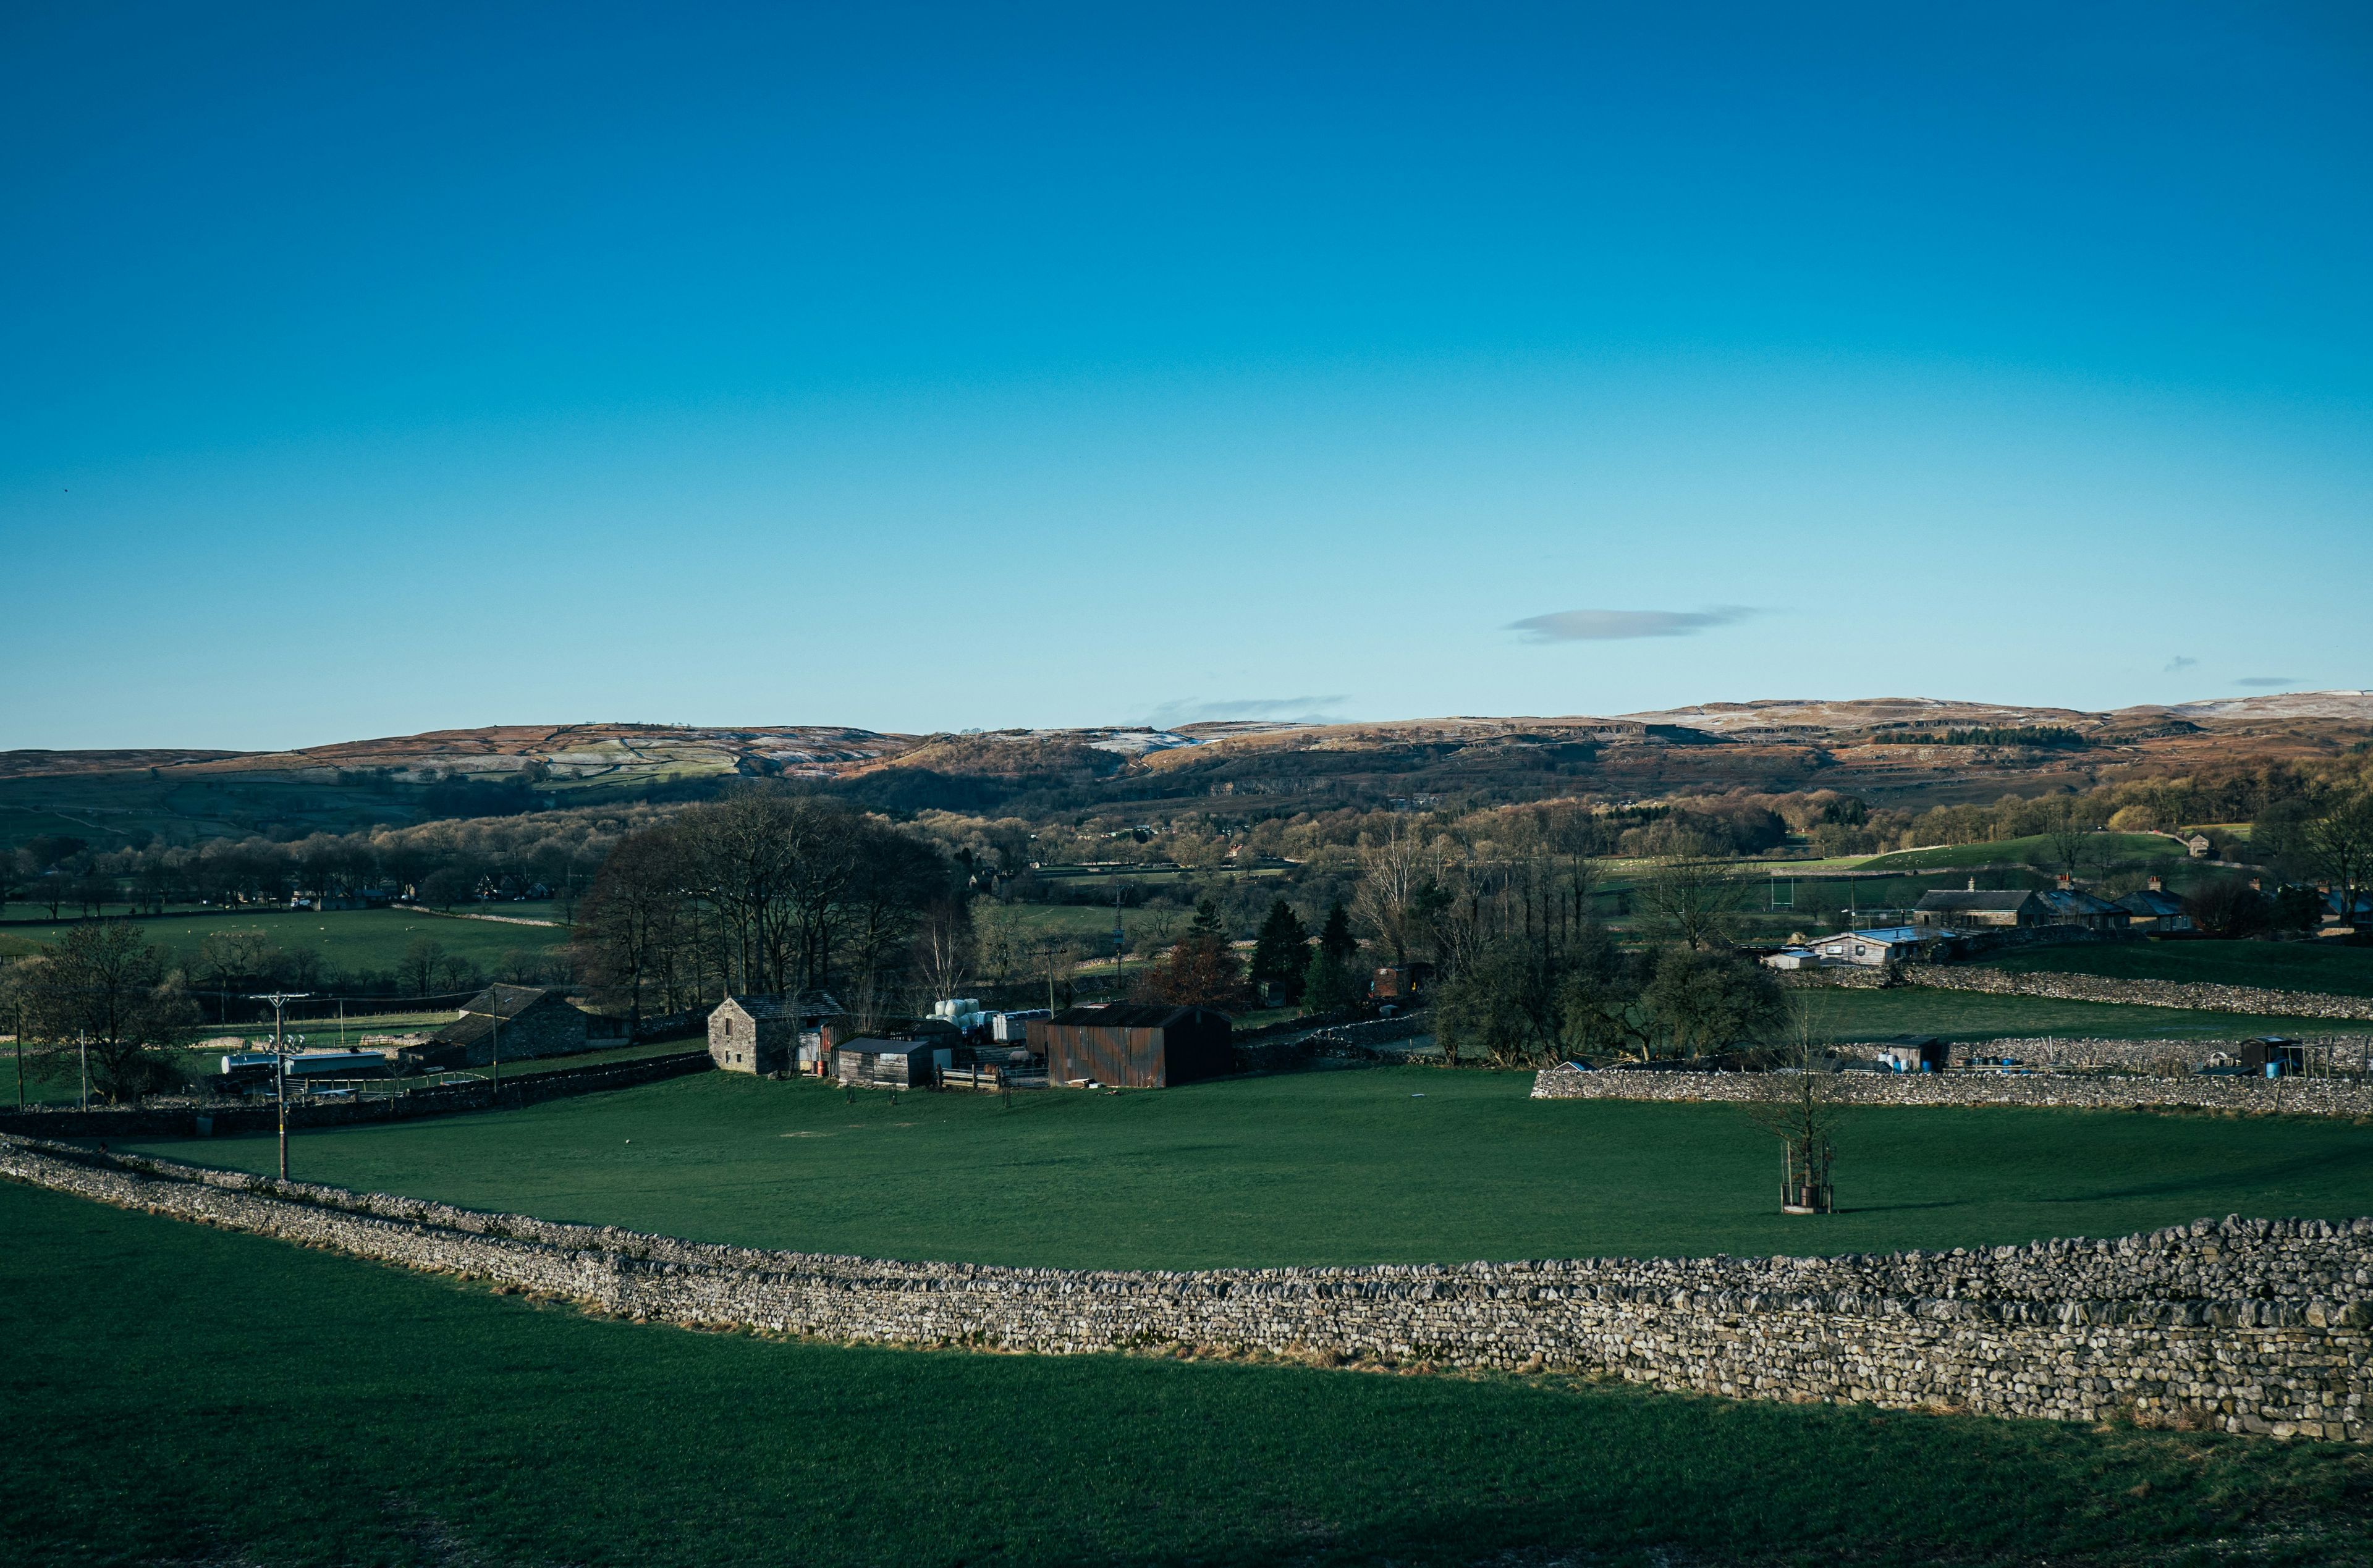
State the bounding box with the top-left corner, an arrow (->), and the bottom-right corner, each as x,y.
1835,1035 -> 2373,1074
3,1137 -> 2366,1442
0,1050 -> 714,1141
1900,963 -> 2373,1021
1530,1064 -> 2373,1117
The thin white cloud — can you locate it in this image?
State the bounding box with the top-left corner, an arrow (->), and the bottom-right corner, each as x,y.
2164,655 -> 2197,673
1146,695 -> 1348,728
2235,676 -> 2296,688
1508,605 -> 1758,643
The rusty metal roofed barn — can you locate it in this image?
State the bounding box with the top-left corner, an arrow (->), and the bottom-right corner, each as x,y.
1029,1003 -> 1233,1089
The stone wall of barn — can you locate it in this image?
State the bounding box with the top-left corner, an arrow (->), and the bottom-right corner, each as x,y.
4,1137 -> 2364,1443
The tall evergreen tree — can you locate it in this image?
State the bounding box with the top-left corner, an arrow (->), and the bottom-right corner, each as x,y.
1248,898 -> 1311,1001
1300,900 -> 1364,1016
1316,901 -> 1358,964
1187,897 -> 1227,943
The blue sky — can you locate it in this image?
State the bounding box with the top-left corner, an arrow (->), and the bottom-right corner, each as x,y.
4,2 -> 2369,749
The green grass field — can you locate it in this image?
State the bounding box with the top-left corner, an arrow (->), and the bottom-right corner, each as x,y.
124,1068 -> 2373,1270
1809,985 -> 2353,1042
1984,940 -> 2373,998
0,906 -> 570,969
10,1181 -> 2368,1567
1859,832 -> 2192,872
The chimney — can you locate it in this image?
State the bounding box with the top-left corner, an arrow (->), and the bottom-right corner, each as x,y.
2147,875 -> 2162,893
2057,872 -> 2071,890
2250,877 -> 2262,892
1966,877 -> 1976,891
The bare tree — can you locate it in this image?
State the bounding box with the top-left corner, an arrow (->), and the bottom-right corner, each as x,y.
970,902 -> 1025,988
1637,854 -> 1748,950
913,900 -> 975,1009
17,922 -> 195,1102
2042,796 -> 2091,879
1745,999 -> 1843,1213
1350,823 -> 1439,967
2303,791 -> 2373,932
576,825 -> 696,1028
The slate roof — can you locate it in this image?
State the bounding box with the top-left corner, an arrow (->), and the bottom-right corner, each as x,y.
2117,888 -> 2188,917
713,993 -> 845,1021
435,985 -> 576,1045
1913,890 -> 2037,913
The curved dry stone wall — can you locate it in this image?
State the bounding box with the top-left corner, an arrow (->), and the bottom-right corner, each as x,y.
1834,1035 -> 2373,1074
1898,963 -> 2373,1021
4,1137 -> 2365,1442
1531,1063 -> 2373,1117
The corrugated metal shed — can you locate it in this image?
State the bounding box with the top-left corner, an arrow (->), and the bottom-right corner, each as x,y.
1028,1003 -> 1233,1089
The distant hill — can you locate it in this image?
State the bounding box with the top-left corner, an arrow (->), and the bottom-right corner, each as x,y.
4,693 -> 2368,849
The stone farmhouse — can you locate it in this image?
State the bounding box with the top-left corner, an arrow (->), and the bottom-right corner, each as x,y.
708,994 -> 845,1076
2116,877 -> 2193,934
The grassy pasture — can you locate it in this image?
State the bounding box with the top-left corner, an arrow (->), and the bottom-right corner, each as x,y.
1859,832 -> 2193,872
0,906 -> 569,970
124,1066 -> 2373,1270
10,1182 -> 2369,1567
1983,940 -> 2373,998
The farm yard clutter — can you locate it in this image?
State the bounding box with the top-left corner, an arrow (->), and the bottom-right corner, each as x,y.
6,1136 -> 2366,1444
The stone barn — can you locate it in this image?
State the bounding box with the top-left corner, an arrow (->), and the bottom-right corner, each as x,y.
426,985 -> 590,1068
709,996 -> 802,1076
1912,887 -> 2043,930
1030,1003 -> 1233,1089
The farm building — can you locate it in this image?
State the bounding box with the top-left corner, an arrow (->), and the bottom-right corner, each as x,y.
1872,1035 -> 1950,1073
1802,926 -> 1953,967
2115,878 -> 2193,934
419,984 -> 590,1068
2240,1037 -> 2306,1077
1912,887 -> 2043,930
709,997 -> 795,1075
2039,876 -> 2126,930
833,1039 -> 951,1089
1029,1003 -> 1234,1089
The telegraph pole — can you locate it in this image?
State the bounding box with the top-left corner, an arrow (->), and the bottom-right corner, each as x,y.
1112,887 -> 1125,990
248,992 -> 311,1181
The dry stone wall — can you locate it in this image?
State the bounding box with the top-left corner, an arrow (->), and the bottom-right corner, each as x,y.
1834,1035 -> 2373,1074
0,1051 -> 714,1141
1531,1063 -> 2373,1117
1899,963 -> 2373,1021
4,1136 -> 2366,1442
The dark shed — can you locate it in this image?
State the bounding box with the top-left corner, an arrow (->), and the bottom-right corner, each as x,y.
2240,1037 -> 2306,1077
1874,1034 -> 1950,1073
1029,1003 -> 1234,1089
